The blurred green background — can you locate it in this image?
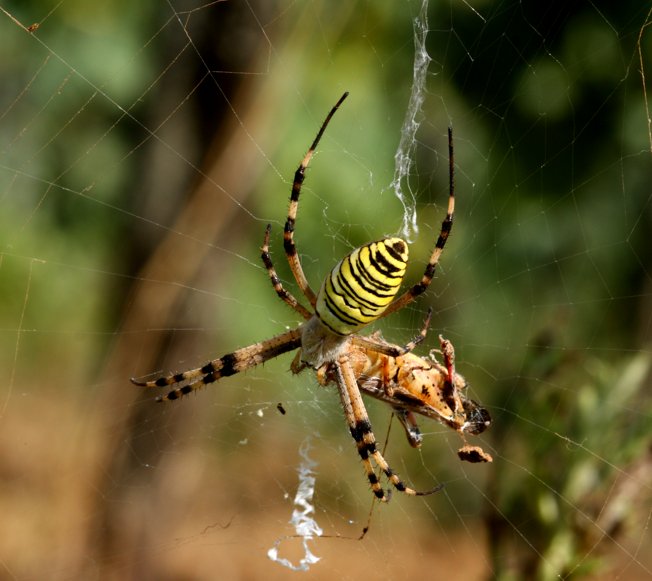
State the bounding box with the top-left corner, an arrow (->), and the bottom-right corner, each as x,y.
1,1 -> 651,579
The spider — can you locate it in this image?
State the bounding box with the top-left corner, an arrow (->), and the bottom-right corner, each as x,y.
132,92 -> 462,501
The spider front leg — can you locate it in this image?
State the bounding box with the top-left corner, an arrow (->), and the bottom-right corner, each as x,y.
380,127 -> 455,319
283,92 -> 349,307
335,354 -> 443,501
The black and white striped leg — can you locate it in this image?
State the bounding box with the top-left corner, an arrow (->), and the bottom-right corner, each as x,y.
335,354 -> 443,501
131,328 -> 303,401
261,224 -> 312,320
283,92 -> 349,307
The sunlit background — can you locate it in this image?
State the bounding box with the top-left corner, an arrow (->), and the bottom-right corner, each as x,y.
1,1 -> 651,579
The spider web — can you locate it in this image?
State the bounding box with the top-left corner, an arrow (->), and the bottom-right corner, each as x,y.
1,1 -> 652,579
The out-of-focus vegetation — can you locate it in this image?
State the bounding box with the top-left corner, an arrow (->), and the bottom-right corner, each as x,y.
1,1 -> 651,579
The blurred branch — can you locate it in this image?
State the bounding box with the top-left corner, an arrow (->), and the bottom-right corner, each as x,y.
81,76 -> 283,581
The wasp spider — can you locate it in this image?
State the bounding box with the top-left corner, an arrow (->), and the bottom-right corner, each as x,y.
132,92 -> 465,501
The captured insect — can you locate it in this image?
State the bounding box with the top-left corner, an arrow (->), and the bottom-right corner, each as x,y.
343,327 -> 492,462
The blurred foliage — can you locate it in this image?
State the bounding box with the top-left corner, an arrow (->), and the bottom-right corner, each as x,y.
487,332 -> 652,579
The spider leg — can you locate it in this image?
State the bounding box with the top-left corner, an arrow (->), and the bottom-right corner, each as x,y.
350,307 -> 432,358
261,224 -> 312,320
380,128 -> 455,319
335,353 -> 443,501
284,92 -> 349,307
131,328 -> 302,401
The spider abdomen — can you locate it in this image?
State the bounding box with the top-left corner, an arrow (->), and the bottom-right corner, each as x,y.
316,237 -> 408,335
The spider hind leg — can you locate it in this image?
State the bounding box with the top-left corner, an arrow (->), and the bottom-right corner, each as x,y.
131,328 -> 303,401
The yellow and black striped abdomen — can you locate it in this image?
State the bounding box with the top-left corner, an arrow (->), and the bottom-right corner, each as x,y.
315,237 -> 408,335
